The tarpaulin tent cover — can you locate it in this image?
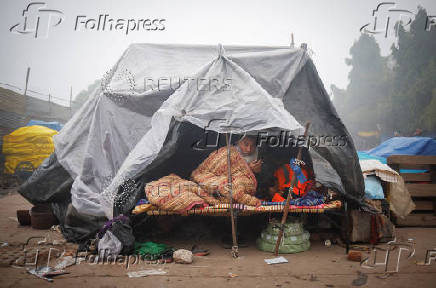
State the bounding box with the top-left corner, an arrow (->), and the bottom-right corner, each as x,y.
2,125 -> 57,174
20,43 -> 364,221
367,137 -> 436,158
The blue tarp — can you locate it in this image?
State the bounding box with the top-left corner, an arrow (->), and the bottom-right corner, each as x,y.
367,137 -> 436,158
359,137 -> 436,173
357,151 -> 387,164
26,120 -> 63,131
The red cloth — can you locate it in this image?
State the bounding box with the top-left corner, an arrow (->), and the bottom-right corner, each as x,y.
272,193 -> 285,202
273,164 -> 314,197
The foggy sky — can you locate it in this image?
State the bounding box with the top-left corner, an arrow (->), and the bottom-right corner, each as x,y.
1,0 -> 435,106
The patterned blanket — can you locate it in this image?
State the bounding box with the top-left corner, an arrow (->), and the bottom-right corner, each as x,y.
145,174 -> 220,213
191,146 -> 261,206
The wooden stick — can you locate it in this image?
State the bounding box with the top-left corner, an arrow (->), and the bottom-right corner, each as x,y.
226,133 -> 238,258
274,122 -> 311,256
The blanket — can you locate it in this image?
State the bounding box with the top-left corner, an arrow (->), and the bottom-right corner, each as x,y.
191,146 -> 261,206
145,174 -> 220,212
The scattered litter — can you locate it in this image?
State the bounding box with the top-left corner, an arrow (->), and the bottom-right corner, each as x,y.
191,245 -> 210,256
264,256 -> 288,265
310,274 -> 318,281
51,225 -> 62,233
52,239 -> 66,245
55,256 -> 76,269
348,250 -> 362,262
228,272 -> 238,278
173,249 -> 193,264
27,267 -> 69,282
127,269 -> 167,278
8,217 -> 18,223
351,271 -> 368,286
376,273 -> 393,279
1,242 -> 8,247
14,256 -> 25,266
324,239 -> 332,247
37,239 -> 47,245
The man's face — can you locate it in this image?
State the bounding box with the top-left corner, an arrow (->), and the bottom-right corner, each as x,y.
237,137 -> 256,155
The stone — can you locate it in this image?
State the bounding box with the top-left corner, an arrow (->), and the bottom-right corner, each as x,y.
173,249 -> 193,264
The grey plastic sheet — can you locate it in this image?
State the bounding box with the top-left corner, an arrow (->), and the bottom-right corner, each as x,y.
51,43 -> 364,218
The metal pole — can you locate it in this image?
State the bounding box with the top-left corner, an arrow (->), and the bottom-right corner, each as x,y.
226,133 -> 238,258
24,67 -> 30,118
274,122 -> 311,256
24,67 -> 30,97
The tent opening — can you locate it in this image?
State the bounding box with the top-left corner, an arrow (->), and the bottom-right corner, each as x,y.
114,120 -> 314,216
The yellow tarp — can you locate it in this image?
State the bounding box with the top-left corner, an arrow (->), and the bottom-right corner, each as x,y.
2,125 -> 57,174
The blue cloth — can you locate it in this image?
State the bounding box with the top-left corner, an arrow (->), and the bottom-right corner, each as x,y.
290,158 -> 307,183
364,176 -> 384,199
26,120 -> 63,131
367,137 -> 436,158
360,137 -> 436,173
135,199 -> 149,205
357,151 -> 387,164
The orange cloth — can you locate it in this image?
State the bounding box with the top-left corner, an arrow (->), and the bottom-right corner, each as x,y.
272,193 -> 285,202
273,164 -> 314,197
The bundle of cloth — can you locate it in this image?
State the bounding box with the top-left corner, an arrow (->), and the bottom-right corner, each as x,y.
145,174 -> 220,213
191,146 -> 261,207
145,135 -> 263,212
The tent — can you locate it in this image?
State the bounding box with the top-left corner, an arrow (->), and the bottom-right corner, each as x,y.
19,43 -> 364,240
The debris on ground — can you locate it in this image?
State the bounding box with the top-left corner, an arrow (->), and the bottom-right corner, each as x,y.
8,217 -> 18,222
310,274 -> 318,281
351,271 -> 368,286
228,272 -> 238,278
348,250 -> 363,262
264,256 -> 288,265
173,249 -> 193,264
127,269 -> 167,278
191,244 -> 210,256
27,267 -> 69,282
324,239 -> 332,247
54,256 -> 76,269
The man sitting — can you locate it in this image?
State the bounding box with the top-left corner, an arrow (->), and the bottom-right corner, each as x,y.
191,135 -> 262,206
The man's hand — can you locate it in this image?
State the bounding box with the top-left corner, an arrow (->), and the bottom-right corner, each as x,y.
249,160 -> 262,173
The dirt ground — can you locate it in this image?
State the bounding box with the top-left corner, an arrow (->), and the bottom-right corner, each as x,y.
0,192 -> 436,288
